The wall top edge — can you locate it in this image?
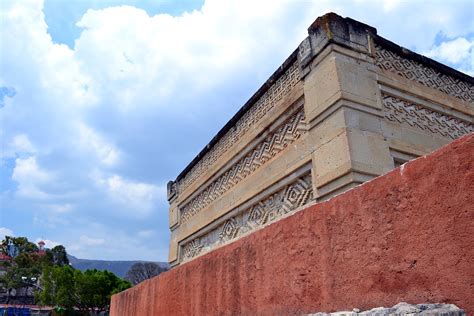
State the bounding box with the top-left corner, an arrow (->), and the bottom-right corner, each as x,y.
168,49 -> 298,195
374,36 -> 474,85
307,12 -> 377,36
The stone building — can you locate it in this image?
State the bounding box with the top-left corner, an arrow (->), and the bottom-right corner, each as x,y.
166,13 -> 473,267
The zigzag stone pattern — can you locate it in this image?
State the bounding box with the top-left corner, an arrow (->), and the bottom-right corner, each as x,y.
382,94 -> 474,139
179,108 -> 307,224
180,173 -> 313,262
177,61 -> 301,194
375,44 -> 474,103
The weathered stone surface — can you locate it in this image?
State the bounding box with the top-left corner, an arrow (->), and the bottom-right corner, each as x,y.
308,302 -> 465,315
392,302 -> 421,314
111,133 -> 474,315
180,172 -> 313,262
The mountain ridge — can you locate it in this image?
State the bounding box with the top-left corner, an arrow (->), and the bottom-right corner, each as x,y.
68,254 -> 169,278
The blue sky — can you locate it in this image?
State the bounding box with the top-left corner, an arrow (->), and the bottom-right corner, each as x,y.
1,0 -> 473,261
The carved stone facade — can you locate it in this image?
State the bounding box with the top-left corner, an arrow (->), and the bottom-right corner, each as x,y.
180,107 -> 306,224
180,173 -> 313,262
167,13 -> 473,266
176,61 -> 300,195
375,44 -> 474,103
382,94 -> 474,139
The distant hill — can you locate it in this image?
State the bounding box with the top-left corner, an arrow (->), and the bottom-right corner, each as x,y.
68,255 -> 169,278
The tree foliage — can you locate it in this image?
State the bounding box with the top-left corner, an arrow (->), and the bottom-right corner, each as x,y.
0,236 -> 48,292
38,266 -> 131,311
0,235 -> 131,311
75,269 -> 131,310
1,252 -> 43,290
38,265 -> 76,309
1,236 -> 38,256
50,245 -> 69,266
125,262 -> 167,285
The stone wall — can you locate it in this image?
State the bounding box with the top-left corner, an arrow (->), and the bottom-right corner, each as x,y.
111,133 -> 474,315
166,13 -> 473,266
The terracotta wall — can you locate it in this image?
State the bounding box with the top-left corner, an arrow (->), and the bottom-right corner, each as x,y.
111,133 -> 474,316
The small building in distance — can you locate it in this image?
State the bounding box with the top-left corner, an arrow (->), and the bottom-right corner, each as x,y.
37,240 -> 46,256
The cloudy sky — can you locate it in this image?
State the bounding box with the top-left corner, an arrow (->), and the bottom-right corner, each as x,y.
0,0 -> 473,262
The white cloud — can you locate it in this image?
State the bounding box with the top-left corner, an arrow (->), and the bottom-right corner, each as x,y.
79,235 -> 105,246
35,238 -> 61,248
12,156 -> 53,200
70,0 -> 325,111
67,235 -> 105,257
382,0 -> 404,12
33,213 -> 69,229
77,123 -> 120,167
65,228 -> 168,260
1,134 -> 36,159
424,37 -> 473,74
0,227 -> 14,238
10,134 -> 36,155
426,37 -> 474,67
1,0 -> 96,109
92,171 -> 165,217
47,203 -> 74,213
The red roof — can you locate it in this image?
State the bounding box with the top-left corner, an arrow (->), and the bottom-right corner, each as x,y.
0,253 -> 11,260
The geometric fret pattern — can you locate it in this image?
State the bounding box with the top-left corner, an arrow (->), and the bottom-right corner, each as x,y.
181,239 -> 203,262
180,173 -> 313,262
177,61 -> 301,194
180,108 -> 306,224
375,44 -> 474,103
382,94 -> 474,140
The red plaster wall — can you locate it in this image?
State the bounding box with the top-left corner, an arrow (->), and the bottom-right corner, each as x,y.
111,134 -> 474,316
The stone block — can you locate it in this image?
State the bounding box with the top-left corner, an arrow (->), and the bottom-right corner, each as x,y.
304,51 -> 381,126
312,128 -> 351,188
299,12 -> 376,69
346,128 -> 394,177
169,201 -> 178,229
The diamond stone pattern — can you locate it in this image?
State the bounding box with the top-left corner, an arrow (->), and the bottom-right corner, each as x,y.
375,44 -> 474,103
180,173 -> 313,262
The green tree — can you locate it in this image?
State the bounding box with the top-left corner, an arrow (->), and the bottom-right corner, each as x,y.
0,236 -> 69,304
1,236 -> 38,256
39,265 -> 54,306
75,269 -> 131,311
0,236 -> 131,311
0,252 -> 43,296
38,265 -> 77,309
49,245 -> 69,266
38,267 -> 131,312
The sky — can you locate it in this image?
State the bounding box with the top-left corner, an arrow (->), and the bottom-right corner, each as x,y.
0,0 -> 473,262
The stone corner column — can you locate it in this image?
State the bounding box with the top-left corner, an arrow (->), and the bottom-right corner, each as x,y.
299,13 -> 394,200
167,180 -> 179,265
